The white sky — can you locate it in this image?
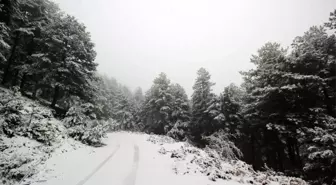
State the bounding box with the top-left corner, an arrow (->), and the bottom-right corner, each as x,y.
54,0 -> 335,96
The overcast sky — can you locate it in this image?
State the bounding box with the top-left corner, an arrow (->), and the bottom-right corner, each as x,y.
54,0 -> 335,96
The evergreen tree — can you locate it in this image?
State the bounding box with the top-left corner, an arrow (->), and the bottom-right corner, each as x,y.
240,42 -> 291,171
167,83 -> 190,140
114,89 -> 135,130
289,25 -> 336,184
220,84 -> 245,134
134,87 -> 144,107
141,73 -> 173,134
190,68 -> 215,144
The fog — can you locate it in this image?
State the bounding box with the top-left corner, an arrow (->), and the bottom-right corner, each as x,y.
54,0 -> 335,95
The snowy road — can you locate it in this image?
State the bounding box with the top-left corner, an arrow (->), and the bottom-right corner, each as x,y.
27,132 -> 239,185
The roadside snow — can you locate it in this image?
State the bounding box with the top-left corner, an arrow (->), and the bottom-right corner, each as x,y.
147,135 -> 307,185
19,132 -> 306,185
24,133 -> 122,185
0,136 -> 50,185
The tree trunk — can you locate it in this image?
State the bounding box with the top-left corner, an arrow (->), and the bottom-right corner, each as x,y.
2,34 -> 19,85
51,85 -> 60,108
20,74 -> 26,93
294,141 -> 303,169
286,137 -> 297,167
276,148 -> 284,172
32,81 -> 38,99
11,70 -> 19,86
250,133 -> 256,169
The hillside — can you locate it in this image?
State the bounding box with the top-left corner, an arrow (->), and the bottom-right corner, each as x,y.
0,87 -> 108,185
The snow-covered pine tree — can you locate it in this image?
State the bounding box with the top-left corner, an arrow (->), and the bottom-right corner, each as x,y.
0,0 -> 12,63
134,87 -> 144,108
190,68 -> 215,144
89,74 -> 116,120
220,83 -> 245,134
1,0 -> 36,85
167,83 -> 190,140
240,42 -> 295,171
140,73 -> 173,134
113,89 -> 135,130
36,14 -> 97,108
14,0 -> 61,93
288,25 -> 336,184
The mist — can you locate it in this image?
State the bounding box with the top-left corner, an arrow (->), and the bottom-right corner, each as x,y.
54,0 -> 335,95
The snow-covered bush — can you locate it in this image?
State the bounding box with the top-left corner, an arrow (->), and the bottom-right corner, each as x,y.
0,89 -> 62,145
64,103 -> 108,146
67,120 -> 108,146
63,103 -> 96,127
151,134 -> 307,184
0,99 -> 24,114
1,99 -> 25,137
2,114 -> 22,137
167,121 -> 188,141
203,130 -> 243,161
0,136 -> 49,185
25,120 -> 62,145
147,134 -> 176,144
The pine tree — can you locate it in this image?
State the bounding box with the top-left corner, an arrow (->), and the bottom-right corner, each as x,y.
134,87 -> 144,107
220,84 -> 245,134
35,14 -> 97,108
190,68 -> 215,144
114,89 -> 135,130
289,25 -> 336,184
1,0 -> 30,85
0,0 -> 12,63
240,42 -> 291,171
141,73 -> 173,134
167,83 -> 190,140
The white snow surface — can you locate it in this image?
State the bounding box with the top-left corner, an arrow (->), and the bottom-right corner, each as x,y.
20,132 -> 306,185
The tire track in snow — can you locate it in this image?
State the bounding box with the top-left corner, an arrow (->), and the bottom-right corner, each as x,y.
76,144 -> 120,185
123,144 -> 139,185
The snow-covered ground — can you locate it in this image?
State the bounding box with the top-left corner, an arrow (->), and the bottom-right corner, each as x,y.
19,132 -> 305,185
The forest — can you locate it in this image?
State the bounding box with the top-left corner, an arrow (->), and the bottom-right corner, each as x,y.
0,0 -> 335,184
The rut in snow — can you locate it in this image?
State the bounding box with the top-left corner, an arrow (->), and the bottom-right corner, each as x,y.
76,145 -> 120,185
123,144 -> 140,185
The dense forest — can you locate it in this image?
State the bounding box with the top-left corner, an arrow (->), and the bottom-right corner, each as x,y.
0,1 -> 335,184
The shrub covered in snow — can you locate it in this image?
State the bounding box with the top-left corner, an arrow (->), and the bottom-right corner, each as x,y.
147,134 -> 176,144
22,120 -> 63,145
203,130 -> 243,161
63,103 -> 96,127
167,121 -> 188,141
0,136 -> 53,185
149,134 -> 307,185
64,103 -> 109,146
0,89 -> 63,145
67,120 -> 109,146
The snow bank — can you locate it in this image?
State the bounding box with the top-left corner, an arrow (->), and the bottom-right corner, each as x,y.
147,135 -> 307,185
0,136 -> 49,185
0,87 -> 110,185
0,134 -> 84,185
0,88 -> 70,185
21,138 -> 89,185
